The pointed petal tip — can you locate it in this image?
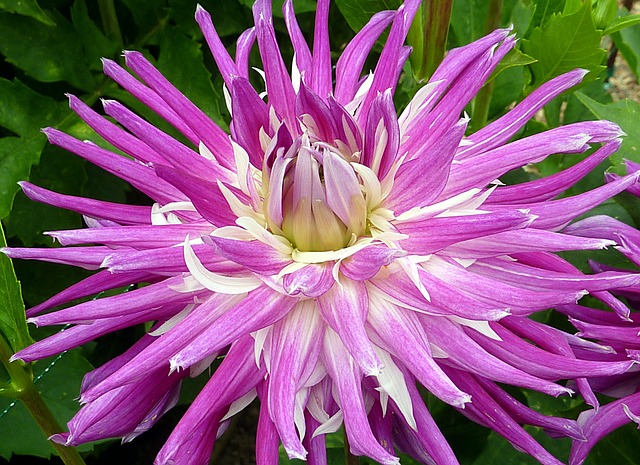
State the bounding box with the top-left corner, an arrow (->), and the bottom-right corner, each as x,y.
41,127 -> 55,138
101,57 -> 120,74
49,433 -> 71,446
453,393 -> 473,409
169,356 -> 186,374
122,50 -> 144,66
195,3 -> 208,16
626,349 -> 640,363
283,446 -> 307,461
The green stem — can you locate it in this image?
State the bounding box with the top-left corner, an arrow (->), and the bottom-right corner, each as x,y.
420,0 -> 454,81
471,0 -> 503,130
20,384 -> 87,465
98,0 -> 123,45
0,336 -> 86,465
344,429 -> 360,465
407,4 -> 425,78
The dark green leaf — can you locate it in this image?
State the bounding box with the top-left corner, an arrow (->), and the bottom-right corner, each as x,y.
471,428 -> 571,465
488,66 -> 526,117
0,137 -> 46,220
0,349 -> 94,459
0,11 -> 95,90
335,0 -> 401,33
157,26 -> 226,128
449,0 -> 489,47
0,0 -> 55,25
119,0 -> 166,33
0,224 -> 31,354
522,1 -> 606,90
170,0 -> 250,38
523,390 -> 585,417
575,92 -> 640,168
583,422 -> 640,465
5,146 -> 87,247
71,0 -> 121,70
239,0 -> 317,17
0,78 -> 66,139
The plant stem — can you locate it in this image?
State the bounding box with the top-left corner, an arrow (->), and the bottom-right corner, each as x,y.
98,0 -> 123,45
420,0 -> 454,81
471,0 -> 503,130
0,336 -> 86,465
344,429 -> 360,465
407,4 -> 425,79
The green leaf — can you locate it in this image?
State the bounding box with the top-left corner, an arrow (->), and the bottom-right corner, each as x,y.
157,26 -> 226,129
522,1 -> 606,90
591,0 -> 617,30
335,0 -> 401,33
0,78 -> 66,138
563,78 -> 612,125
0,349 -> 94,459
0,224 -> 31,354
450,0 -> 489,47
524,0 -> 566,37
508,0 -> 535,37
4,145 -> 87,247
523,390 -> 586,417
489,66 -> 526,117
169,0 -> 250,38
71,0 -> 121,70
0,137 -> 46,220
472,428 -> 571,465
611,9 -> 640,80
239,0 -> 317,17
0,0 -> 55,26
486,48 -> 537,84
575,92 -> 640,168
604,13 -> 640,35
119,0 -> 166,33
0,11 -> 95,91
583,422 -> 640,465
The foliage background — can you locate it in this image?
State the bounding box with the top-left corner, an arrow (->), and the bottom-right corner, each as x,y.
0,0 -> 639,463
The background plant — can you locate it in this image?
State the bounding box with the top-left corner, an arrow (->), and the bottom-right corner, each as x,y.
0,0 -> 639,464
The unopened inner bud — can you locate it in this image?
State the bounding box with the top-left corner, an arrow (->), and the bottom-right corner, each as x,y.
266,144 -> 367,252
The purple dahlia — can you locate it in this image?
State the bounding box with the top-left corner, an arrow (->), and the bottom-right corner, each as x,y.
5,0 -> 640,464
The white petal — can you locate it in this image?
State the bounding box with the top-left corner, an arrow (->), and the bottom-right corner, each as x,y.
149,304 -> 196,336
222,388 -> 258,421
184,238 -> 262,294
374,347 -> 417,429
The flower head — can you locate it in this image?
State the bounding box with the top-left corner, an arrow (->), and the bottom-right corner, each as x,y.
5,0 -> 640,464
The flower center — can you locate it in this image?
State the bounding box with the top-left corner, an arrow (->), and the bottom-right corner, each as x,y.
264,136 -> 368,252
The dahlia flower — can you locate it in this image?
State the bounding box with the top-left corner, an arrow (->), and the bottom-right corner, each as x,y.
5,0 -> 640,464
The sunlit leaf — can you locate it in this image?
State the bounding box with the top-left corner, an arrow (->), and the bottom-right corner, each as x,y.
522,1 -> 606,90
0,224 -> 31,354
0,0 -> 54,26
0,11 -> 94,90
576,92 -> 640,168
